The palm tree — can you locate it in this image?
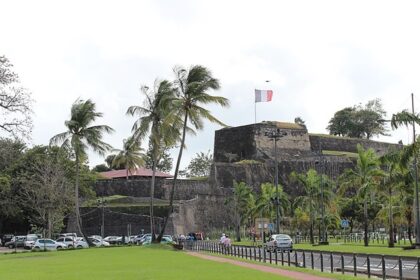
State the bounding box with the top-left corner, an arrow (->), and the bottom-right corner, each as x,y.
126,80 -> 179,240
50,99 -> 114,238
111,136 -> 146,180
225,181 -> 254,242
254,183 -> 289,227
380,149 -> 406,247
340,144 -> 384,246
291,169 -> 320,244
158,65 -> 230,240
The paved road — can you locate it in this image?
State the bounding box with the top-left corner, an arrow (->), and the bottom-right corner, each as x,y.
193,242 -> 420,280
0,246 -> 26,253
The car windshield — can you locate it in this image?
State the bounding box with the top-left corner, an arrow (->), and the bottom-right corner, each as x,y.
275,235 -> 290,240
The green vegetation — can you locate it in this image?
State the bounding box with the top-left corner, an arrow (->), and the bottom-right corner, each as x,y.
322,150 -> 358,158
0,247 -> 298,280
327,99 -> 387,139
83,195 -> 170,207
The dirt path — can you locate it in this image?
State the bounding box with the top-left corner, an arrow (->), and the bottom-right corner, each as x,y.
187,252 -> 332,280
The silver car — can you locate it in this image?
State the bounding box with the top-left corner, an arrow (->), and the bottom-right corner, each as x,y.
33,239 -> 68,251
265,234 -> 293,252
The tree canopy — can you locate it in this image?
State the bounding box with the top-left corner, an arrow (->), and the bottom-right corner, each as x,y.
0,56 -> 33,138
327,99 -> 387,139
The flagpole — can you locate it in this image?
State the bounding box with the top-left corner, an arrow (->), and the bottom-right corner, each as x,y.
254,98 -> 257,124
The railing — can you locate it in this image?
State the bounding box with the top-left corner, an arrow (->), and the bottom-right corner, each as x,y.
184,240 -> 420,280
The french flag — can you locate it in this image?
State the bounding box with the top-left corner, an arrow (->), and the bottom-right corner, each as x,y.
255,89 -> 273,102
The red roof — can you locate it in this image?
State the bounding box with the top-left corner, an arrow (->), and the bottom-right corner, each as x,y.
99,168 -> 172,179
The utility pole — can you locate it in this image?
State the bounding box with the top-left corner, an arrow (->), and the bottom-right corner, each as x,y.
265,128 -> 287,234
411,93 -> 420,247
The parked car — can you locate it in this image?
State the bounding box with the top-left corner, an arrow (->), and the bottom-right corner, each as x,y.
141,236 -> 174,246
1,234 -> 14,246
89,235 -> 103,241
32,239 -> 68,251
24,234 -> 39,249
135,234 -> 152,245
55,237 -> 79,248
58,233 -> 77,238
88,237 -> 110,247
73,237 -> 89,248
5,236 -> 26,249
265,234 -> 293,252
103,236 -> 121,245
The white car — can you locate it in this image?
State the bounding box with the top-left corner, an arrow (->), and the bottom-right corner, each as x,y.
56,237 -> 89,249
23,234 -> 39,249
265,234 -> 293,252
88,237 -> 110,247
55,237 -> 77,248
74,237 -> 89,248
33,239 -> 68,251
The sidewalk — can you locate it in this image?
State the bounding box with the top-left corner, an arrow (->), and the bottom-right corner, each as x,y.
187,252 -> 332,280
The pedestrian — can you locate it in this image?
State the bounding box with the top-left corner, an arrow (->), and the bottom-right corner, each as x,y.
219,233 -> 226,244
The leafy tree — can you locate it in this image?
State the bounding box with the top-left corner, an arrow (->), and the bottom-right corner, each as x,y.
19,151 -> 74,238
144,143 -> 173,173
182,150 -> 213,178
50,99 -> 114,240
225,181 -> 254,242
327,99 -> 387,139
340,144 -> 384,246
127,80 -> 179,241
111,136 -> 145,179
92,164 -> 111,172
254,183 -> 289,227
338,198 -> 360,233
291,169 -> 320,244
379,149 -> 407,247
294,117 -> 306,128
159,65 -> 229,240
291,168 -> 334,244
0,137 -> 25,172
0,56 -> 33,138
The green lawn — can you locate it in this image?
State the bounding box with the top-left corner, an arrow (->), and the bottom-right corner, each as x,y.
293,243 -> 420,257
0,246 -> 297,280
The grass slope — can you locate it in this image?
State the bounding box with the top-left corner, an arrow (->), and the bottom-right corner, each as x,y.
0,246 -> 295,280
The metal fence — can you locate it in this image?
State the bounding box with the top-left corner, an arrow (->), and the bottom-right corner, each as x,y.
185,241 -> 420,280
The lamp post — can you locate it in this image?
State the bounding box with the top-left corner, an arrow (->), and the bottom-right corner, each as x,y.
97,198 -> 107,238
265,128 -> 287,234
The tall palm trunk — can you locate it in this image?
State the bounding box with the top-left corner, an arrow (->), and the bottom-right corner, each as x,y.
388,186 -> 394,247
309,196 -> 314,244
150,158 -> 156,241
364,197 -> 369,246
75,156 -> 83,236
158,112 -> 188,240
407,208 -> 413,244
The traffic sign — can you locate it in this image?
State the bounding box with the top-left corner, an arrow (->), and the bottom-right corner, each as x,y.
340,220 -> 349,228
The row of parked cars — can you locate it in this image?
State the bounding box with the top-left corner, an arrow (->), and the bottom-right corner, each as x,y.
0,233 -> 175,251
